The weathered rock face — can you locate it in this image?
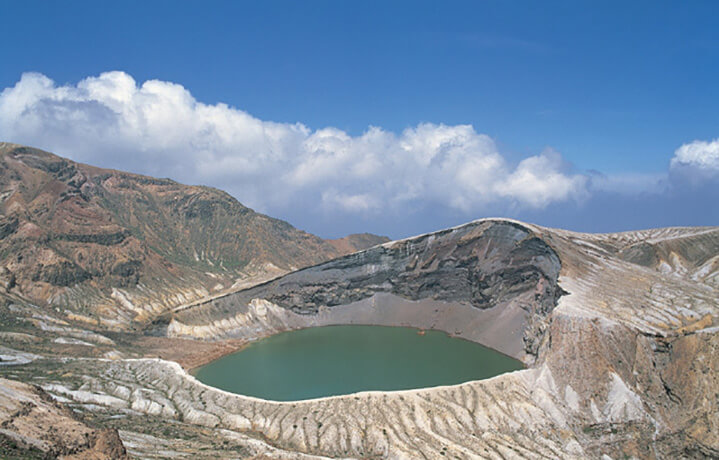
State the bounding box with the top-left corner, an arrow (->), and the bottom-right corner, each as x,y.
103,220 -> 713,458
0,144 -> 716,458
0,377 -> 129,459
268,221 -> 561,314
0,143 -> 384,330
165,220 -> 564,362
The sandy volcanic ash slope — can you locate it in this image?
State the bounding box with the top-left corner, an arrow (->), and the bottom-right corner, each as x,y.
0,377 -> 129,459
2,218 -> 716,459
0,143 -> 386,331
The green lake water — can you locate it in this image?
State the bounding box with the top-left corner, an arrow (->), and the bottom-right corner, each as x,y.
193,325 -> 523,401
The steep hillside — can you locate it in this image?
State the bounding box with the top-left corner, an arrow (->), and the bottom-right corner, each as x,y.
0,143 -> 373,329
130,219 -> 715,458
0,215 -> 716,457
0,143 -> 716,457
0,377 -> 129,459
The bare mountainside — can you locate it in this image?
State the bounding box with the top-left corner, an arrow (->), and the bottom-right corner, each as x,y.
0,143 -> 387,330
0,215 -> 716,458
0,377 -> 129,459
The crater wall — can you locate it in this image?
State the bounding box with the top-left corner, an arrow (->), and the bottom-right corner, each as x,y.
163,220 -> 564,362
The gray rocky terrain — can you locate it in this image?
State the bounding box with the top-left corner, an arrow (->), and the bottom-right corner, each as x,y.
1,218 -> 717,458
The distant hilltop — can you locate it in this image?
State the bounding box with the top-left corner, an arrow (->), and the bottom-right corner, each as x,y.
0,143 -> 388,329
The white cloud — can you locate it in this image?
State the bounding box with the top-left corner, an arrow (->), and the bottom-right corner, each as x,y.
671,138 -> 719,173
495,150 -> 589,208
321,190 -> 380,213
0,71 -> 588,215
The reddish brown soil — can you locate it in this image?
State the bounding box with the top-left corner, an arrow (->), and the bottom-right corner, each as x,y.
136,336 -> 248,371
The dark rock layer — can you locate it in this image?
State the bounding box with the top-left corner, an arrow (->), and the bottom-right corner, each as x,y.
170,220 -> 564,358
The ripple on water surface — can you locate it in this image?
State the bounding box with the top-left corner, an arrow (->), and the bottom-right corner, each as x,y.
193,325 -> 524,401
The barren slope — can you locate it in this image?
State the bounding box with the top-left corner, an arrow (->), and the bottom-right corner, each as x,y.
1,218 -> 716,458
0,377 -> 128,459
0,143 -> 381,330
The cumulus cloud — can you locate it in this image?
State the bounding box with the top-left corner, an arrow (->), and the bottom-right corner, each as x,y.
0,71 -> 588,215
671,139 -> 719,173
495,150 -> 589,207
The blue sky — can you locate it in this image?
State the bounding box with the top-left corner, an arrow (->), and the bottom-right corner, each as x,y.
1,1 -> 718,238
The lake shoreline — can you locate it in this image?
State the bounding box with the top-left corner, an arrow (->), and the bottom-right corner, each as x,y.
192,324 -> 524,401
183,321 -> 525,374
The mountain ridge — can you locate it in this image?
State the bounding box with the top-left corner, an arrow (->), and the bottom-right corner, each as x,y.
0,142 -> 716,458
1,216 -> 714,458
0,143 -> 388,329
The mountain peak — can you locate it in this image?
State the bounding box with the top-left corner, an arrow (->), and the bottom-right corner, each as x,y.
0,143 -> 381,329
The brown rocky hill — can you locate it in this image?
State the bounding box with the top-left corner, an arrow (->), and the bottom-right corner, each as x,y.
0,143 -> 384,329
0,377 -> 129,459
4,219 -> 713,458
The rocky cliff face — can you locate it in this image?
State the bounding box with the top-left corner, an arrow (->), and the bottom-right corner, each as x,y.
0,377 -> 129,459
0,144 -> 716,458
0,219 -> 716,458
0,143 -> 380,330
164,220 -> 564,362
118,220 -> 716,458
